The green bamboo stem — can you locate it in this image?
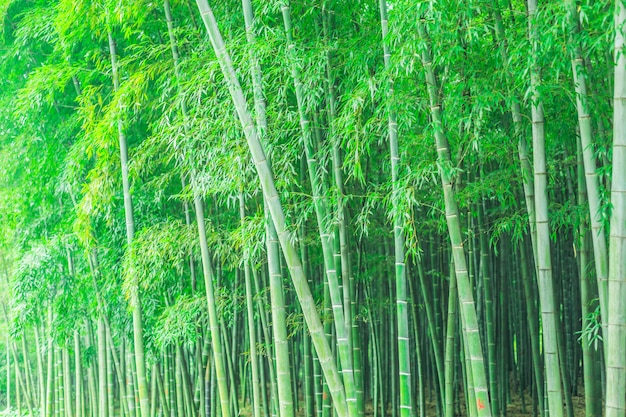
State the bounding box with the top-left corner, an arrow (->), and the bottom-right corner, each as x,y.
196,339 -> 206,417
416,258 -> 445,402
96,317 -> 107,417
377,3 -> 412,417
21,334 -> 35,412
63,347 -> 73,417
444,264 -> 457,417
322,15 -> 363,412
150,363 -> 157,417
16,349 -> 21,416
239,193 -> 262,417
408,272 -> 426,417
605,0 -> 626,415
107,31 -> 151,417
105,329 -> 114,417
85,322 -> 98,417
576,136 -> 602,417
35,324 -> 45,416
74,324 -> 82,415
265,205 -> 295,417
194,197 -> 231,417
417,17 -> 492,417
478,203 -> 498,417
564,0 -> 608,354
526,2 -> 565,416
58,344 -> 64,417
219,316 -> 238,417
1,305 -> 34,417
193,4 -> 349,417
299,226 -> 314,417
278,6 -> 358,416
5,329 -> 10,413
518,241 -> 545,415
176,345 -> 185,417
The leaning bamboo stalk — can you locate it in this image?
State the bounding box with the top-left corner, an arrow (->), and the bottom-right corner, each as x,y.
416,17 -> 492,417
565,0 -> 608,334
322,14 -> 363,413
278,6 -> 358,417
193,3 -> 348,417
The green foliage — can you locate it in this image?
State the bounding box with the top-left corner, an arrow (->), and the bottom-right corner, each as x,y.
122,220 -> 199,296
153,294 -> 208,348
0,0 -> 618,414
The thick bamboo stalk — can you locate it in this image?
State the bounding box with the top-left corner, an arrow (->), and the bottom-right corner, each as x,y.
605,1 -> 626,415
85,322 -> 98,417
526,2 -> 565,416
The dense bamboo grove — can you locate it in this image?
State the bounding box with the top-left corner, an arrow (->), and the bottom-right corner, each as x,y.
0,0 -> 624,417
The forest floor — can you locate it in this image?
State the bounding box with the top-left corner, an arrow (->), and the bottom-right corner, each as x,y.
316,390 -> 590,417
503,391 -> 588,417
240,383 -> 592,417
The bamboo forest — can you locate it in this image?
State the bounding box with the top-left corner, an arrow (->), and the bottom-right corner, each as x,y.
0,0 -> 625,417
